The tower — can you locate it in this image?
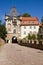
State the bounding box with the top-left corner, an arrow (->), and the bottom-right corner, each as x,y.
10,7 -> 18,17
5,7 -> 21,43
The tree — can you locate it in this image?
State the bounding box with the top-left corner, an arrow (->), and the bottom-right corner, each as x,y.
22,13 -> 31,17
0,20 -> 7,41
38,17 -> 43,39
0,20 -> 2,24
37,34 -> 41,41
27,34 -> 32,40
31,34 -> 36,40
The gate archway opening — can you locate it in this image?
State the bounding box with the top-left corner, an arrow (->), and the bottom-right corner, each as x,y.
12,36 -> 17,43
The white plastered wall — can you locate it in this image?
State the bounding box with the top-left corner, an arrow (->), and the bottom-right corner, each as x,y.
20,25 -> 39,39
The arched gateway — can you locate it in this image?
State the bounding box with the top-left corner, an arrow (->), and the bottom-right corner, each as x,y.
12,36 -> 17,43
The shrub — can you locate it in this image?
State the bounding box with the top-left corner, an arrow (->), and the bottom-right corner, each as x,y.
18,38 -> 22,43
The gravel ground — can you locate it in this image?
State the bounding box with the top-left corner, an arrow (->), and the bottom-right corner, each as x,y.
0,43 -> 43,65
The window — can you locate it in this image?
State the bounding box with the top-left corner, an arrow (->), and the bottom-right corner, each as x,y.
8,28 -> 11,31
24,21 -> 26,24
8,23 -> 11,28
7,23 -> 11,31
24,26 -> 26,29
30,31 -> 32,34
24,31 -> 26,35
30,21 -> 33,24
30,26 -> 32,29
14,29 -> 16,33
14,25 -> 16,27
18,34 -> 21,37
34,26 -> 36,29
13,22 -> 17,25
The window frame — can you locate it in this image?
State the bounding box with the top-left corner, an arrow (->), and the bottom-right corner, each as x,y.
24,31 -> 26,35
24,26 -> 26,29
30,26 -> 32,29
30,31 -> 32,34
34,26 -> 36,29
13,29 -> 16,34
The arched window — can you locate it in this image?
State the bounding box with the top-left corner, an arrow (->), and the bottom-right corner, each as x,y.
30,31 -> 32,34
13,29 -> 16,33
7,23 -> 11,31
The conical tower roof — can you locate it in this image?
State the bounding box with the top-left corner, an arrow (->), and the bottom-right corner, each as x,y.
10,7 -> 18,17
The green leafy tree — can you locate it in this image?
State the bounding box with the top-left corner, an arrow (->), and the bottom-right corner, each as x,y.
27,34 -> 32,40
37,34 -> 41,41
22,13 -> 31,17
31,34 -> 36,40
0,20 -> 7,41
38,17 -> 43,39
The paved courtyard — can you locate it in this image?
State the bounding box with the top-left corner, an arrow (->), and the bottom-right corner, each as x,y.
0,43 -> 43,65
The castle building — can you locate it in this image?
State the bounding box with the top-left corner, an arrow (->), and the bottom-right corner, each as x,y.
5,7 -> 39,43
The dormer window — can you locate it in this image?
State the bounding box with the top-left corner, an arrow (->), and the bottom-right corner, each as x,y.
30,21 -> 33,24
24,21 -> 26,24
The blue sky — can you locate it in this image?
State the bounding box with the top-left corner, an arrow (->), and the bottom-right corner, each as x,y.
0,0 -> 43,22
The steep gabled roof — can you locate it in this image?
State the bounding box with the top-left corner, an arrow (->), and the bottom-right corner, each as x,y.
20,17 -> 39,25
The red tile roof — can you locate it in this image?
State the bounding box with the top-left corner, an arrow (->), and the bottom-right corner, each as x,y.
20,17 -> 39,25
22,17 -> 38,21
